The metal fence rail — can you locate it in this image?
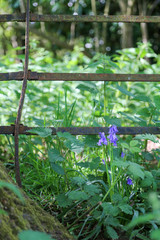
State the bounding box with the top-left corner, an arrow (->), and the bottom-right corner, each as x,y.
0,0 -> 160,186
1,13 -> 160,23
1,126 -> 160,136
1,72 -> 160,82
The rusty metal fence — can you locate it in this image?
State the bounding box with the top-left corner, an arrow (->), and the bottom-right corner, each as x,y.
0,0 -> 160,186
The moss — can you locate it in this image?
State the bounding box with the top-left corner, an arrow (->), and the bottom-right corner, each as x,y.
0,162 -> 75,240
0,217 -> 18,240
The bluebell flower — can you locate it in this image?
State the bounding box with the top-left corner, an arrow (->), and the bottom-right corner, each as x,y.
102,159 -> 105,165
97,132 -> 108,146
108,134 -> 118,146
121,152 -> 125,158
107,125 -> 118,146
109,125 -> 118,135
127,178 -> 133,185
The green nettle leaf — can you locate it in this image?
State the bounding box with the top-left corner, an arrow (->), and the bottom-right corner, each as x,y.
104,216 -> 120,227
90,195 -> 102,206
93,210 -> 102,219
56,194 -> 72,207
118,203 -> 133,215
27,127 -> 52,138
90,157 -> 101,170
57,132 -> 74,141
48,148 -> 64,163
84,184 -> 101,196
128,162 -> 144,179
84,135 -> 99,148
64,140 -> 84,154
153,95 -> 160,109
106,226 -> 118,240
130,140 -> 138,147
104,116 -> 121,126
141,177 -> 153,187
85,59 -> 103,69
112,193 -> 123,204
71,177 -> 86,186
76,162 -> 90,168
108,60 -> 120,69
115,84 -> 135,97
134,95 -> 151,103
0,181 -> 24,202
18,230 -> 54,240
145,171 -> 154,179
32,117 -> 45,127
112,159 -> 129,168
57,131 -> 84,153
141,171 -> 154,187
137,108 -> 150,117
76,82 -> 98,94
130,146 -> 140,153
102,203 -> 119,217
96,67 -> 113,73
141,152 -> 153,161
50,163 -> 65,175
119,112 -> 140,123
68,191 -> 89,201
121,142 -> 129,149
135,134 -> 159,143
